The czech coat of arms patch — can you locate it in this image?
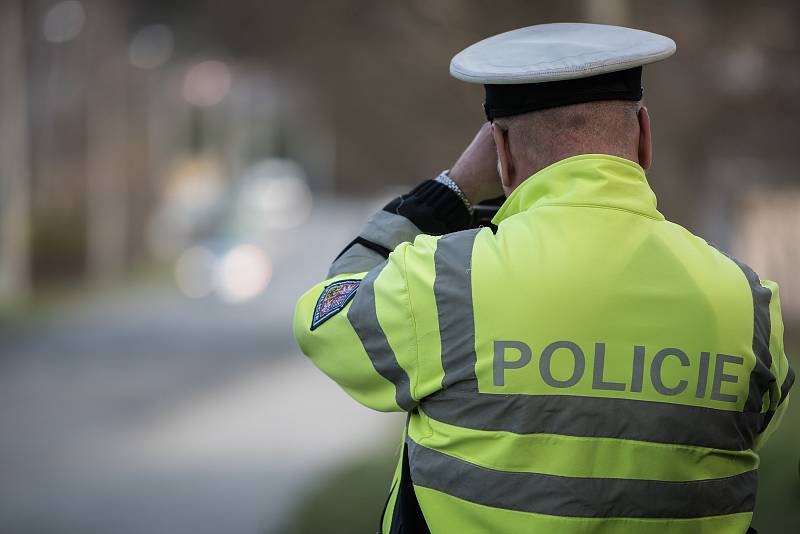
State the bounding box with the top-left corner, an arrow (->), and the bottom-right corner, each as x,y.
310,279 -> 361,330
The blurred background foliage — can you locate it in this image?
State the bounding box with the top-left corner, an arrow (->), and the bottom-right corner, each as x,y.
0,1 -> 798,533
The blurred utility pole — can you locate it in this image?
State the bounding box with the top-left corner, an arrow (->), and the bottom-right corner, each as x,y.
0,0 -> 31,303
85,0 -> 129,282
583,0 -> 630,25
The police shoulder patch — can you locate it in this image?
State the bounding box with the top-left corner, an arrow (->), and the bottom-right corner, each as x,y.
311,279 -> 361,330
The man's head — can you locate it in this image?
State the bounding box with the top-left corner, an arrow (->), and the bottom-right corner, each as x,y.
449,23 -> 674,197
490,99 -> 652,196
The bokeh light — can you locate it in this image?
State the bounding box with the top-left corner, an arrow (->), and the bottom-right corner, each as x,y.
183,60 -> 232,107
215,244 -> 272,303
236,159 -> 313,231
129,24 -> 174,69
174,246 -> 216,298
42,1 -> 85,43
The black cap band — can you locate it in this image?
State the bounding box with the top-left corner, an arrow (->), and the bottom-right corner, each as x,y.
483,66 -> 643,121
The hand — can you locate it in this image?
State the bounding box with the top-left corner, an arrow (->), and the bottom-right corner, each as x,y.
448,122 -> 505,205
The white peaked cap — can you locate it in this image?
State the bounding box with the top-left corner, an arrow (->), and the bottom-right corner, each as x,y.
450,23 -> 676,85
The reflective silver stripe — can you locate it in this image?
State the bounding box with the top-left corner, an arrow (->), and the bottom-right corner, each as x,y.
723,254 -> 775,421
421,393 -> 759,450
433,229 -> 481,390
328,243 -> 386,278
407,437 -> 757,518
347,261 -> 416,410
360,210 -> 422,250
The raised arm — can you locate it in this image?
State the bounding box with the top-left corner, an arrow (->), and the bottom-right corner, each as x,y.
293,123 -> 502,411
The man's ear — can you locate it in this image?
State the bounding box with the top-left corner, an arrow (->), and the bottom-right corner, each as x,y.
638,106 -> 652,170
491,123 -> 514,188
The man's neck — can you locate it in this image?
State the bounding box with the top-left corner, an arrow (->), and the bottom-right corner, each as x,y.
511,147 -> 640,193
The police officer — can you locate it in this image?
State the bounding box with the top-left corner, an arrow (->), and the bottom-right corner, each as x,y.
294,23 -> 794,533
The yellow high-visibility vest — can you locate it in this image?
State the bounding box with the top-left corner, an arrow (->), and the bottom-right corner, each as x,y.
294,154 -> 793,533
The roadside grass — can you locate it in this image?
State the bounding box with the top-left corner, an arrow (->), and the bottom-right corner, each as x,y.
279,443 -> 400,534
751,344 -> 800,533
0,261 -> 172,329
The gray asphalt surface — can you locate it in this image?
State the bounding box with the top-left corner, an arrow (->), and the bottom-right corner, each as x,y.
0,198 -> 403,534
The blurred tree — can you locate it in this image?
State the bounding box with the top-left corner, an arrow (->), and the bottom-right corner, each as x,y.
0,0 -> 31,303
6,0 -> 799,313
85,0 -> 130,282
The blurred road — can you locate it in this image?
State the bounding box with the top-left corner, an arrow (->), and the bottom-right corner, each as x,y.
0,197 -> 404,534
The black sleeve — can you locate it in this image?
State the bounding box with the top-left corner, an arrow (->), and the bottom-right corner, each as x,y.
381,179 -> 472,235
333,180 -> 472,263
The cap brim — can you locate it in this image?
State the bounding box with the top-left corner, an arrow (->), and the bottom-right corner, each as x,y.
450,22 -> 676,85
